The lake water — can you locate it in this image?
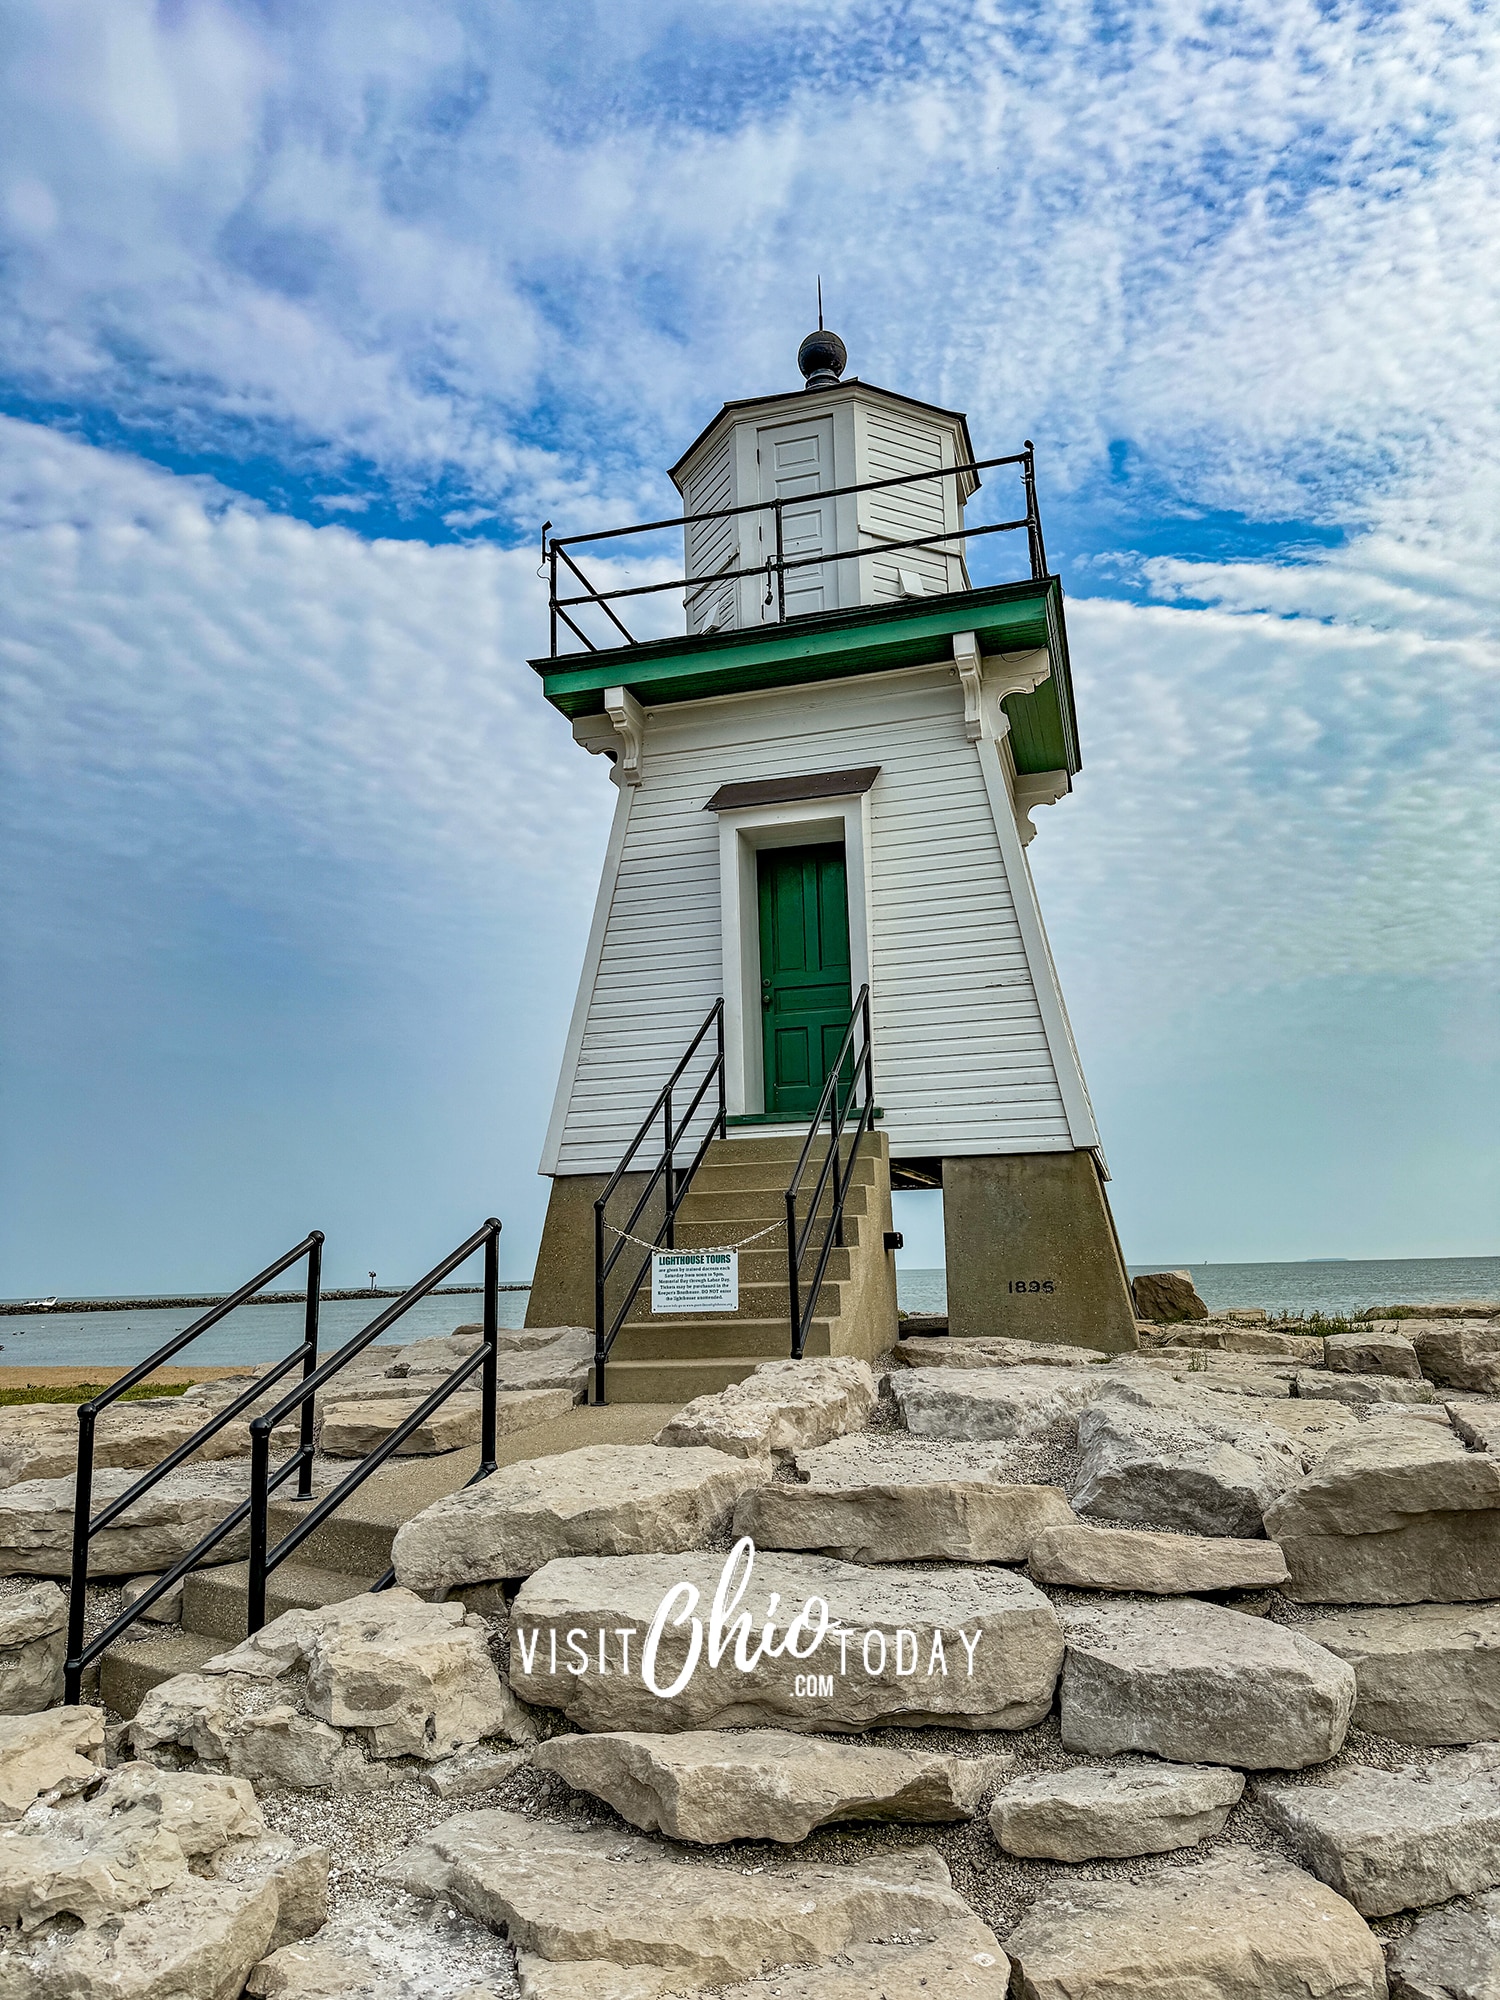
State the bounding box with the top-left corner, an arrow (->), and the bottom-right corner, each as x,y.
896,1255 -> 1500,1320
4,1255 -> 1496,1368
0,1292 -> 530,1371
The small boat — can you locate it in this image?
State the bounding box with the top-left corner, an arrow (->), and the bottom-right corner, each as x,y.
20,1298 -> 57,1310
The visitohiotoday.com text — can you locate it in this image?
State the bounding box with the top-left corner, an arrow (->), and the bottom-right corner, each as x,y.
512,1537 -> 985,1701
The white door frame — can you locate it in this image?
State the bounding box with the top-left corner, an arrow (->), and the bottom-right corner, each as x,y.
715,793 -> 874,1116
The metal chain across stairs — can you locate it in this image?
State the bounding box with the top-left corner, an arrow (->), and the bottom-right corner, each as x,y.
603,1216 -> 785,1256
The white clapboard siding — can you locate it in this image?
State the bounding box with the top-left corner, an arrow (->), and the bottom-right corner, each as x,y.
681,431 -> 739,635
550,666 -> 1085,1173
859,405 -> 955,600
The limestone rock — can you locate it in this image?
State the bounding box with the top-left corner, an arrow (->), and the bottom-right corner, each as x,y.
510,1550 -> 1063,1733
0,1761 -> 326,2000
1002,1846 -> 1385,2000
319,1385 -> 574,1458
0,1397 -> 254,1491
0,1464 -> 255,1578
890,1366 -> 1094,1442
891,1337 -> 1109,1370
1325,1329 -> 1423,1379
654,1358 -> 877,1458
1028,1522 -> 1288,1594
0,1705 -> 104,1820
515,1920 -> 1011,1999
1059,1596 -> 1354,1769
123,1572 -> 184,1624
1300,1604 -> 1500,1745
133,1591 -> 528,1781
734,1477 -> 1074,1565
213,1590 -> 517,1761
1257,1757 -> 1500,1917
1256,1400 -> 1359,1455
791,1435 -> 1011,1488
990,1758 -> 1244,1860
1412,1326 -> 1500,1396
419,1745 -> 528,1799
1131,1271 -> 1209,1323
0,1579 -> 66,1711
535,1728 -> 1008,1844
1264,1422 -> 1500,1604
247,1888 -> 519,1999
1297,1369 -> 1436,1407
1386,1887 -> 1500,2000
1449,1402 -> 1500,1453
391,1444 -> 768,1589
1070,1379 -> 1306,1536
387,1807 -> 986,1993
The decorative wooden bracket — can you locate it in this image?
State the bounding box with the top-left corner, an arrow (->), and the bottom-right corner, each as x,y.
953,635 -> 1051,742
602,685 -> 645,787
1013,769 -> 1070,845
953,631 -> 985,741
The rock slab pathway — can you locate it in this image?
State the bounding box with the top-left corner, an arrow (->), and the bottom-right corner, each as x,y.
535,1727 -> 1009,1843
389,1808 -> 996,1994
1002,1846 -> 1385,2000
1059,1596 -> 1355,1769
510,1550 -> 1064,1732
990,1757 -> 1244,1860
391,1443 -> 767,1589
1028,1522 -> 1288,1594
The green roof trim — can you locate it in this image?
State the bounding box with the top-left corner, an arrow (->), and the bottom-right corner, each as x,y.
531,577 -> 1082,777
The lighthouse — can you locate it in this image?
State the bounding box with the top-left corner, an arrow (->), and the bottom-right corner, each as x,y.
525,326 -> 1137,1399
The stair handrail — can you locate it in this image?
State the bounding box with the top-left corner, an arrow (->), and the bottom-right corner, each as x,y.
245,1218 -> 501,1632
593,999 -> 727,1405
63,1230 -> 324,1704
784,986 -> 876,1360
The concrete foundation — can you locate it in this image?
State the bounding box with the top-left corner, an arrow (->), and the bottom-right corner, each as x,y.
526,1171 -> 652,1330
941,1150 -> 1138,1352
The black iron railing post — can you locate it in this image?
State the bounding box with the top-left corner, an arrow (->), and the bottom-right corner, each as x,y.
1023,441 -> 1048,580
664,1088 -> 675,1248
479,1220 -> 500,1475
549,537 -> 558,659
785,1180 -> 802,1359
247,1420 -> 270,1635
831,1089 -> 845,1250
296,1231 -> 323,1501
63,1406 -> 96,1704
716,1001 -> 727,1136
774,497 -> 786,623
594,1197 -> 608,1407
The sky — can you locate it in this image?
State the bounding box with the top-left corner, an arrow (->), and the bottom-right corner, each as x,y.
1,0 -> 1497,1295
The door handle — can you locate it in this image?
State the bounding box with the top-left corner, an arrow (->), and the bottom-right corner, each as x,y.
761,980 -> 773,1010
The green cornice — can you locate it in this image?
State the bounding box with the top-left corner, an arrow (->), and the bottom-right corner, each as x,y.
531,577 -> 1082,776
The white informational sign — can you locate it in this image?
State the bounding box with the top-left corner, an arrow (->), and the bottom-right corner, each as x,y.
651,1249 -> 739,1313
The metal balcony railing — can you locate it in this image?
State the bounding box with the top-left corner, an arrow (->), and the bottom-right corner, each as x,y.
541,445 -> 1049,659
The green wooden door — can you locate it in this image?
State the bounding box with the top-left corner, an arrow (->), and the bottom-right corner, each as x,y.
758,844 -> 853,1117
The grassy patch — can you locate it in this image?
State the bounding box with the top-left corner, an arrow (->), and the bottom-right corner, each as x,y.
0,1382 -> 195,1407
1272,1312 -> 1359,1338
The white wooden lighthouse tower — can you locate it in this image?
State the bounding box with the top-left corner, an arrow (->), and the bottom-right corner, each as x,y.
526,325 -> 1137,1396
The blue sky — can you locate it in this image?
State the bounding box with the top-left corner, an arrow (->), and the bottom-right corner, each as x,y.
1,0 -> 1497,1293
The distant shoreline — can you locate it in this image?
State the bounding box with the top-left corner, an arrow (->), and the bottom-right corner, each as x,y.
0,1283 -> 532,1316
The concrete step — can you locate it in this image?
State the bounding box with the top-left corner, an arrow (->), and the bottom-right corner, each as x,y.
692,1154 -> 879,1195
182,1557 -> 379,1644
700,1134 -> 824,1165
660,1214 -> 873,1253
101,1627 -> 222,1721
598,1356 -> 775,1401
610,1318 -> 832,1361
673,1183 -> 873,1226
264,1401 -> 684,1573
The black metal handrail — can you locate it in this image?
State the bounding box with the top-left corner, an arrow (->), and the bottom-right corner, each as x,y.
543,446 -> 1048,656
245,1219 -> 501,1631
784,986 -> 876,1360
593,1000 -> 727,1405
63,1231 -> 323,1703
